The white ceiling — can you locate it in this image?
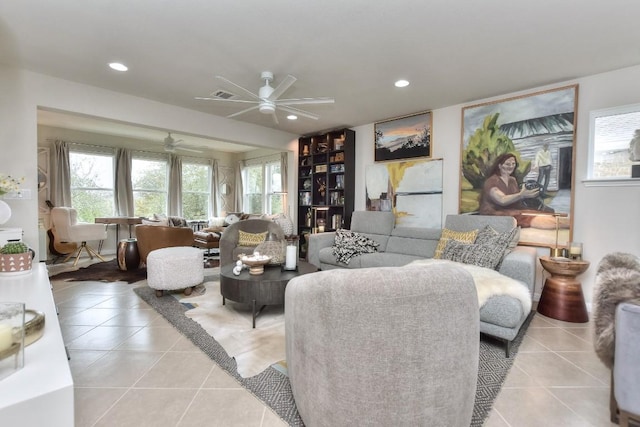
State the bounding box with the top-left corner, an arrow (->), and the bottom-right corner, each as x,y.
2,1 -> 640,152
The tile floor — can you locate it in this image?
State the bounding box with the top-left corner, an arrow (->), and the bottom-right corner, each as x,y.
50,261 -> 619,427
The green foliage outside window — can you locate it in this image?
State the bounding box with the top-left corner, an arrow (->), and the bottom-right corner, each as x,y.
69,152 -> 114,222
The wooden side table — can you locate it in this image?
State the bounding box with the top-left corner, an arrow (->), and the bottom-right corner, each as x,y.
538,256 -> 590,322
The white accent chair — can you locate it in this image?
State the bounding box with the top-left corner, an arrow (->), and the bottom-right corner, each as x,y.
50,207 -> 107,266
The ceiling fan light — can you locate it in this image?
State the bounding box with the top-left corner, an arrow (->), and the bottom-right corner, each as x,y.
287,115 -> 298,120
109,62 -> 128,72
259,102 -> 276,115
394,79 -> 410,88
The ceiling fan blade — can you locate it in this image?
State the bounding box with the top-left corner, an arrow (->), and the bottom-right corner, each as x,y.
177,147 -> 203,154
227,105 -> 260,118
195,97 -> 259,104
215,75 -> 261,101
280,106 -> 320,120
271,111 -> 279,125
268,74 -> 297,101
276,97 -> 335,106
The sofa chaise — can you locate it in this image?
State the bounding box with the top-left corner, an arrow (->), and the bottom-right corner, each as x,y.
307,211 -> 537,356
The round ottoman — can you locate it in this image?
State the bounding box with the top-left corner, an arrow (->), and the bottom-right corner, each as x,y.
147,246 -> 204,297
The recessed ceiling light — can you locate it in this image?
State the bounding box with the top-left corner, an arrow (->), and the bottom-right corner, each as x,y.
109,62 -> 128,72
287,115 -> 298,120
394,79 -> 410,88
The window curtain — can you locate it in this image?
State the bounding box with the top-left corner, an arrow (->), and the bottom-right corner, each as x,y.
114,148 -> 134,216
49,139 -> 71,207
168,154 -> 182,217
280,152 -> 289,215
234,160 -> 244,212
210,159 -> 220,217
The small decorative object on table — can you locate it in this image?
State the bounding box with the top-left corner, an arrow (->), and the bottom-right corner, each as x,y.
239,253 -> 272,275
567,241 -> 583,261
0,241 -> 33,274
0,302 -> 25,381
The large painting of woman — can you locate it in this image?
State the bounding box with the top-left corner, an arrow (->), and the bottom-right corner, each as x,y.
460,85 -> 578,247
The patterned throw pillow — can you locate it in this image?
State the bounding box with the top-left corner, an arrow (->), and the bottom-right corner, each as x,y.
434,228 -> 478,259
332,229 -> 379,265
273,214 -> 294,236
475,225 -> 520,251
168,216 -> 188,227
442,226 -> 517,270
238,230 -> 268,247
441,240 -> 504,270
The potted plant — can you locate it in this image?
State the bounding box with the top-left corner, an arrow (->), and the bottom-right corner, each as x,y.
0,242 -> 33,273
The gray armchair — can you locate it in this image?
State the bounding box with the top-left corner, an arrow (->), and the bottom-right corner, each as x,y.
219,219 -> 284,267
285,263 -> 479,427
614,302 -> 640,427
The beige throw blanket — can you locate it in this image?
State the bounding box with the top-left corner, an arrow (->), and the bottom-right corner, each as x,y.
410,259 -> 532,313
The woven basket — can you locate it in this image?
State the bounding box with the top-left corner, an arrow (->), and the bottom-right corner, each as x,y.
0,252 -> 33,273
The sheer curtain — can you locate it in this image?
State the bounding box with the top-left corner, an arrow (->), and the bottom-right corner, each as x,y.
234,160 -> 244,212
280,151 -> 289,215
49,139 -> 71,207
168,154 -> 182,216
114,148 -> 133,216
210,159 -> 220,217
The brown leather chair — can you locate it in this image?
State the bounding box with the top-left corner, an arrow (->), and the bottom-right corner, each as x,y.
135,225 -> 194,264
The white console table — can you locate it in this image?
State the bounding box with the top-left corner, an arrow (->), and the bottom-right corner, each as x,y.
0,263 -> 74,426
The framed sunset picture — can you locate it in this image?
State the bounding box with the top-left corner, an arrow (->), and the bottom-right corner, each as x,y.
374,111 -> 432,162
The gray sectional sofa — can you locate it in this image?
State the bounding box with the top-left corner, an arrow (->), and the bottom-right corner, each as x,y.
307,211 -> 537,356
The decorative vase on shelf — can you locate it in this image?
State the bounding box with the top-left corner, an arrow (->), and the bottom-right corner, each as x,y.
0,200 -> 11,225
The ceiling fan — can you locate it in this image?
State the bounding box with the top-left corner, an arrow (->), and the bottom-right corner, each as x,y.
195,71 -> 334,124
163,132 -> 202,153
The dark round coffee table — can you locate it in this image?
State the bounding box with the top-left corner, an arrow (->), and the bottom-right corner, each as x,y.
220,261 -> 318,328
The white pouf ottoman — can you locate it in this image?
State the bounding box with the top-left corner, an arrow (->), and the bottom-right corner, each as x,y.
147,246 -> 204,297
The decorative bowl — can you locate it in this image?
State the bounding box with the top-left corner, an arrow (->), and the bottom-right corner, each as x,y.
239,254 -> 272,275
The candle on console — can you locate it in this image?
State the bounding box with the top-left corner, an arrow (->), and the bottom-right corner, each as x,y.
285,245 -> 297,269
0,323 -> 12,352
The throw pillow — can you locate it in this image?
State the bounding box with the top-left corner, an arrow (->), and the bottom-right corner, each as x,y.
208,217 -> 226,228
434,228 -> 478,259
442,226 -> 517,270
238,230 -> 268,247
332,229 -> 379,265
475,225 -> 520,251
141,218 -> 169,226
273,213 -> 294,236
224,213 -> 242,226
441,240 -> 505,270
168,216 -> 188,227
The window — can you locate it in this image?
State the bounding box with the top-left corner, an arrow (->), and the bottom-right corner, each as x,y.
182,162 -> 210,220
588,103 -> 640,181
242,159 -> 283,215
132,157 -> 168,218
69,150 -> 115,222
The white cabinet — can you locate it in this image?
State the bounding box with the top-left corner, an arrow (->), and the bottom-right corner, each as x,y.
0,263 -> 74,426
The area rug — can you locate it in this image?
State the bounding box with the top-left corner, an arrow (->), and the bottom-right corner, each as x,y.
49,259 -> 148,283
179,281 -> 285,377
49,258 -> 220,283
134,282 -> 534,426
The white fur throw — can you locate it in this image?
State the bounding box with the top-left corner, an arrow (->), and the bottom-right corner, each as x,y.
409,259 -> 531,312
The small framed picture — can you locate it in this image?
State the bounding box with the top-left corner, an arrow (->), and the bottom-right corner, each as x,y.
374,111 -> 432,162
